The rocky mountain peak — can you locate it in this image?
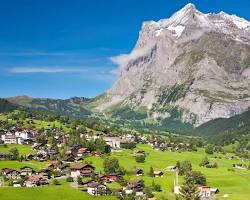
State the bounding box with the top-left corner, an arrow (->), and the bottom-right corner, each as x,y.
98,4 -> 250,127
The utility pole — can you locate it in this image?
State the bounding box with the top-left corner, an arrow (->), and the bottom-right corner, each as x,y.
174,170 -> 180,194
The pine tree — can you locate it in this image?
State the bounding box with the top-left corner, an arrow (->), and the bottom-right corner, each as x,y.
176,182 -> 200,200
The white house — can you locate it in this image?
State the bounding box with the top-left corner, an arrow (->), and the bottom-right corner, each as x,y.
104,137 -> 121,148
1,133 -> 16,144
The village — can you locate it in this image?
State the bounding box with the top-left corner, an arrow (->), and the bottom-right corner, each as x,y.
0,127 -> 232,200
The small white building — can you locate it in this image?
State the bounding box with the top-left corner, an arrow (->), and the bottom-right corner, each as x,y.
104,137 -> 121,148
87,182 -> 107,196
1,134 -> 17,144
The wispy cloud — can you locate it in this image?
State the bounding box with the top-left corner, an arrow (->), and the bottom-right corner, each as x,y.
9,67 -> 89,74
110,42 -> 155,68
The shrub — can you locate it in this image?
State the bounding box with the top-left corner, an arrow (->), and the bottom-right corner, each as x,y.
135,154 -> 146,163
53,179 -> 61,185
66,177 -> 73,182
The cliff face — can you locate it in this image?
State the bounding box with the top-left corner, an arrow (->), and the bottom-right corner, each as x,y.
97,4 -> 250,126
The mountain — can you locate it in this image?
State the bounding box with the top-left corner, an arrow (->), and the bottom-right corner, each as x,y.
7,96 -> 92,119
196,107 -> 250,136
0,99 -> 18,113
6,4 -> 250,135
95,3 -> 250,128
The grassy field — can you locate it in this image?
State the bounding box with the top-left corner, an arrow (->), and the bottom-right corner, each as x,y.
0,144 -> 36,156
0,144 -> 249,200
0,180 -> 116,200
85,144 -> 250,200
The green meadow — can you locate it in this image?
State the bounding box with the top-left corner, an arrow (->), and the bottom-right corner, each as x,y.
0,180 -> 116,200
0,144 -> 249,200
0,144 -> 36,156
85,144 -> 250,200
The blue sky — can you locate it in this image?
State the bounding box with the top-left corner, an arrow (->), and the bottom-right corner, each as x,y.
1,0 -> 250,99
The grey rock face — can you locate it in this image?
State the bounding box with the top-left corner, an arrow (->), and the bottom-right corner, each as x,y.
98,3 -> 250,126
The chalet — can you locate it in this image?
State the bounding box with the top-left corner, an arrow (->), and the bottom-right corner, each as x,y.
47,160 -> 63,170
46,147 -> 58,159
32,143 -> 43,151
124,179 -> 144,196
134,168 -> 144,176
99,174 -> 120,184
63,154 -> 75,163
233,163 -> 247,169
24,175 -> 48,187
87,181 -> 107,196
77,148 -> 88,157
33,153 -> 47,162
153,171 -> 164,177
2,168 -> 21,179
70,164 -> 95,178
25,154 -> 34,161
167,166 -> 177,171
20,166 -> 34,176
37,168 -> 52,179
15,129 -> 35,141
75,157 -> 84,162
68,145 -> 82,156
198,186 -> 219,199
13,180 -> 22,187
1,133 -> 16,144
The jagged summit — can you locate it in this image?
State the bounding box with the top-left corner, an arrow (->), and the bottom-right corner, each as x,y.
97,4 -> 250,127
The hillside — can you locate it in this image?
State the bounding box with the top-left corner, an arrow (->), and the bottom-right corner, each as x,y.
95,3 -> 250,128
0,99 -> 18,113
7,96 -> 92,119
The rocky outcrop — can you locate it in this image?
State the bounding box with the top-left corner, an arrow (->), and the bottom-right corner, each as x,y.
98,3 -> 250,126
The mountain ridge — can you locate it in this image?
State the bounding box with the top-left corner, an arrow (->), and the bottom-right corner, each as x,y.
97,3 -> 250,127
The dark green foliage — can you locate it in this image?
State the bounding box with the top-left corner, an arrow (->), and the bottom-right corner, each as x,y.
195,108 -> 250,137
66,177 -> 73,182
157,82 -> 192,105
8,96 -> 92,119
52,179 -> 61,185
135,154 -> 146,163
176,160 -> 192,176
77,176 -> 82,185
185,171 -> 206,185
103,157 -> 120,174
9,147 -> 19,160
151,180 -> 162,192
199,157 -> 209,167
144,186 -> 154,198
120,143 -> 136,149
176,182 -> 201,200
148,166 -> 154,177
110,105 -> 147,120
205,144 -> 214,154
0,99 -> 17,113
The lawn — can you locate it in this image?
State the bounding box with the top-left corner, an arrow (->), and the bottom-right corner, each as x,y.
0,180 -> 116,200
0,160 -> 47,170
85,144 -> 250,200
0,144 -> 249,200
0,144 -> 36,156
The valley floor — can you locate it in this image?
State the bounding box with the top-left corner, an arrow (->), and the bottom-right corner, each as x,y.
0,144 -> 249,200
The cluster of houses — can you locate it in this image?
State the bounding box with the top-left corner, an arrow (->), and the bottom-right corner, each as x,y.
0,127 -> 221,199
0,128 -> 35,145
1,167 -> 49,187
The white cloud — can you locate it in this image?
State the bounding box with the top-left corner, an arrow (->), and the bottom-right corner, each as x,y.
110,43 -> 155,68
